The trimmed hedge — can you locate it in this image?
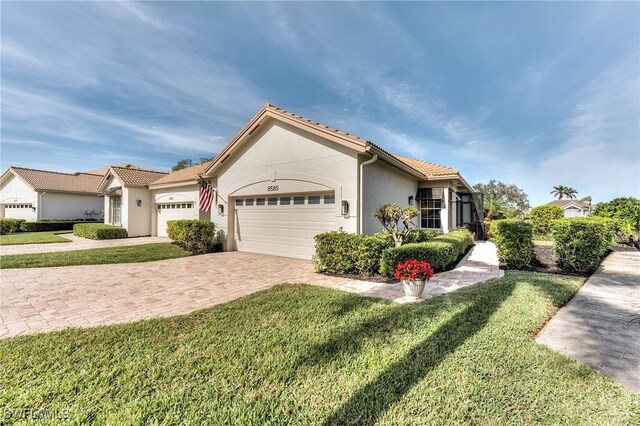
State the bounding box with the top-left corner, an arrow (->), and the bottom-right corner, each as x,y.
530,205 -> 564,235
314,231 -> 393,276
38,218 -> 87,222
379,229 -> 474,277
21,221 -> 100,232
551,218 -> 617,274
167,220 -> 220,255
74,223 -> 128,240
405,229 -> 441,244
489,219 -> 534,269
0,218 -> 26,235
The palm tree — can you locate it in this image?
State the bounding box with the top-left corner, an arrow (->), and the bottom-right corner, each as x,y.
565,187 -> 578,199
550,185 -> 578,199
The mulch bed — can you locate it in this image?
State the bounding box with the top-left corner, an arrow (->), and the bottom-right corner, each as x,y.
501,240 -> 639,276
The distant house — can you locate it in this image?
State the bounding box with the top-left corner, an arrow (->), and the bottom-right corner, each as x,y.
547,199 -> 592,218
0,167 -> 105,221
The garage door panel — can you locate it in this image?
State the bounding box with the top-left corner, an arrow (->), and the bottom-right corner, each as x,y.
235,193 -> 336,259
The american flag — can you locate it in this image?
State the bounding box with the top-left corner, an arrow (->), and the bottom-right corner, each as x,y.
199,180 -> 214,212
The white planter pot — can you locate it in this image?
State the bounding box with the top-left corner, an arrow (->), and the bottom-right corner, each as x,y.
402,279 -> 426,298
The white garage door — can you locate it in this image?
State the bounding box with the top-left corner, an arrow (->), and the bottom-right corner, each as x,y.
3,203 -> 34,221
234,194 -> 336,259
156,202 -> 196,237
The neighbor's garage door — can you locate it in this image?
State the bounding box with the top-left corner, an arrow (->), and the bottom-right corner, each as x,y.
234,193 -> 336,259
156,202 -> 196,237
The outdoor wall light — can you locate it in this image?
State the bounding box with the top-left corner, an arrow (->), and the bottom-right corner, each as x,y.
341,200 -> 349,216
136,199 -> 142,207
408,195 -> 414,206
31,206 -> 36,212
218,204 -> 224,215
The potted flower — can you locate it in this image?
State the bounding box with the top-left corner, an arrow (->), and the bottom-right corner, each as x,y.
394,259 -> 435,298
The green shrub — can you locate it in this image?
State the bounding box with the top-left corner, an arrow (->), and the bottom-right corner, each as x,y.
379,229 -> 474,277
37,218 -> 87,222
530,205 -> 564,235
489,219 -> 534,269
74,223 -> 128,240
167,220 -> 219,254
551,218 -> 617,274
314,230 -> 393,276
355,233 -> 394,276
21,221 -> 101,232
0,218 -> 26,235
405,229 -> 440,243
592,197 -> 640,234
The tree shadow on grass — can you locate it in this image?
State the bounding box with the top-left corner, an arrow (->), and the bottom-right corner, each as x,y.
321,281 -> 517,426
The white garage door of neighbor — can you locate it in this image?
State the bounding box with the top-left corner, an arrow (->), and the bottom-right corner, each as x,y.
3,203 -> 34,220
156,202 -> 196,237
234,194 -> 337,259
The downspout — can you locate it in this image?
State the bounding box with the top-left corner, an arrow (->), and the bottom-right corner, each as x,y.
358,154 -> 378,234
37,192 -> 46,220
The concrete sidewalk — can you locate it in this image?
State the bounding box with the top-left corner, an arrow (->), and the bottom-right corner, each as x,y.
536,250 -> 640,392
0,234 -> 171,255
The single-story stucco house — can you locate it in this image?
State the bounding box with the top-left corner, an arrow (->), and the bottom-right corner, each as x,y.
546,199 -> 592,217
101,103 -> 482,259
0,166 -> 105,221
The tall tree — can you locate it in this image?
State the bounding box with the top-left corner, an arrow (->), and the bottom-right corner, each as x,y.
171,159 -> 193,171
472,180 -> 530,219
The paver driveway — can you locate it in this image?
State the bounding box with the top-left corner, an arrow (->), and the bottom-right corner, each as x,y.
1,243 -> 502,338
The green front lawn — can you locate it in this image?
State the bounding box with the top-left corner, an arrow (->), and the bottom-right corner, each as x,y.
0,230 -> 72,246
0,243 -> 190,269
1,271 -> 637,424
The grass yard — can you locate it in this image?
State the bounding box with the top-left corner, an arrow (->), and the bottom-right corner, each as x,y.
0,230 -> 72,245
0,243 -> 190,269
1,271 -> 638,424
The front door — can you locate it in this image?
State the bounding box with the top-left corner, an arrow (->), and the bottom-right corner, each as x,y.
110,195 -> 122,225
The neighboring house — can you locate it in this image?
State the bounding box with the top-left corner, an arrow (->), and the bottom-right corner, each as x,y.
97,165 -> 168,237
0,167 -> 104,221
95,104 -> 481,259
547,200 -> 592,217
148,161 -> 213,237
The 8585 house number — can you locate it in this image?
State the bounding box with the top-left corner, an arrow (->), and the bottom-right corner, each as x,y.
267,185 -> 279,192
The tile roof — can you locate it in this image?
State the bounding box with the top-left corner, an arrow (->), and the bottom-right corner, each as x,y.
85,164 -> 138,176
150,161 -> 213,186
7,167 -> 105,194
391,155 -> 459,177
109,166 -> 168,187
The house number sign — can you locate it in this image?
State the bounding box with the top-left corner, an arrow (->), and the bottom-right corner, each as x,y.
267,185 -> 279,192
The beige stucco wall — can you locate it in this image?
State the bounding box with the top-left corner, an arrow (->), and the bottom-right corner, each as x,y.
361,159 -> 418,235
215,120 -> 359,249
40,193 -> 102,220
0,175 -> 38,221
126,187 -> 153,237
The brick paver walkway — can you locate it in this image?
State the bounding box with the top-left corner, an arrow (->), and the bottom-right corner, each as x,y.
1,242 -> 502,338
0,234 -> 171,255
537,250 -> 640,391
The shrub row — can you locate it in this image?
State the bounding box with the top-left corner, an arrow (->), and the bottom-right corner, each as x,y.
74,223 -> 128,240
167,220 -> 220,255
20,221 -> 100,232
552,218 -> 617,274
314,231 -> 393,276
0,218 -> 26,235
379,229 -> 475,277
489,219 -> 534,269
405,229 -> 441,244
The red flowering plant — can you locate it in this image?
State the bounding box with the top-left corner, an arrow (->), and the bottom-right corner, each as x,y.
393,259 -> 435,282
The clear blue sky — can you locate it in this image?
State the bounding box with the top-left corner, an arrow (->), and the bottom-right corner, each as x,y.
1,2 -> 638,205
